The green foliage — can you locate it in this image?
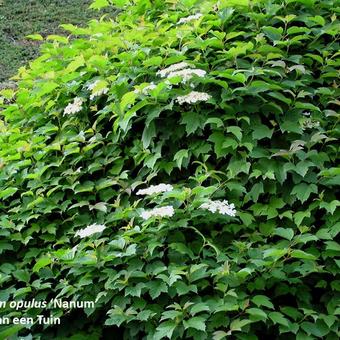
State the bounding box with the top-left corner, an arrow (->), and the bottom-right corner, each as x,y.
0,0 -> 339,338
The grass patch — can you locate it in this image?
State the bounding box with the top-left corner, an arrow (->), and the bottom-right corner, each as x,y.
0,0 -> 114,81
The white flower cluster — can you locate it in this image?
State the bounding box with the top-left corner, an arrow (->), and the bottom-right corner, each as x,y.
63,97 -> 83,115
178,13 -> 202,25
134,82 -> 157,95
157,60 -> 211,105
301,118 -> 320,130
166,69 -> 206,83
200,200 -> 236,217
86,80 -> 100,91
136,183 -> 173,196
87,80 -> 109,100
75,223 -> 106,238
176,91 -> 211,105
141,206 -> 175,220
157,62 -> 206,83
156,62 -> 190,78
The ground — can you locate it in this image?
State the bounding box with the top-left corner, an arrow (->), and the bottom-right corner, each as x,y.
0,0 -> 114,81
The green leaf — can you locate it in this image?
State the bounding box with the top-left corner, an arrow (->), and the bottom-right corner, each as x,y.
143,56 -> 163,67
33,257 -> 52,272
252,295 -> 274,309
230,318 -> 252,331
238,211 -> 254,226
110,237 -> 126,250
269,312 -> 289,327
274,228 -> 294,240
295,160 -> 314,177
183,316 -> 206,331
90,202 -> 107,213
174,149 -> 189,169
263,248 -> 287,259
13,287 -> 32,298
13,270 -> 30,283
325,241 -> 340,251
281,120 -> 303,134
0,326 -> 24,338
319,200 -> 340,215
26,34 -> 44,41
0,241 -> 13,254
262,26 -> 283,41
120,91 -> 137,112
291,183 -> 317,203
247,308 -> 267,319
144,152 -> 161,169
291,250 -> 316,260
287,0 -> 315,6
36,81 -> 59,97
209,132 -> 228,158
74,181 -> 94,194
189,303 -> 210,316
111,0 -> 129,7
294,234 -> 318,244
181,112 -> 202,135
0,187 -> 18,200
148,281 -> 168,299
105,312 -> 127,327
142,121 -> 156,148
205,117 -> 224,127
301,320 -> 329,337
222,137 -> 238,150
267,91 -> 292,105
252,125 -> 273,140
66,55 -> 85,72
248,182 -> 264,202
294,211 -> 311,226
213,71 -> 246,83
228,158 -> 251,177
227,126 -> 242,141
220,0 -> 249,7
154,320 -> 177,340
213,331 -> 228,340
90,0 -> 109,10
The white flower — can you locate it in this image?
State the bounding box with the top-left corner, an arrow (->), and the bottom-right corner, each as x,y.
301,118 -> 320,130
176,91 -> 211,105
140,206 -> 175,220
63,97 -> 83,115
166,68 -> 206,83
90,88 -> 109,100
136,184 -> 173,196
157,61 -> 207,84
178,13 -> 202,25
86,80 -> 100,91
200,200 -> 236,217
157,62 -> 190,78
87,80 -> 109,100
75,223 -> 106,238
68,80 -> 78,87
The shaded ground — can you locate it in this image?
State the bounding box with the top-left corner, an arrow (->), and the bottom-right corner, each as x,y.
0,0 -> 115,81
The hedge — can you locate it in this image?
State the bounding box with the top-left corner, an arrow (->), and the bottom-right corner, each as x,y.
0,0 -> 339,338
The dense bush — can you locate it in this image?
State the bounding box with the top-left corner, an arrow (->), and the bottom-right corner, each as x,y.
0,0 -> 339,338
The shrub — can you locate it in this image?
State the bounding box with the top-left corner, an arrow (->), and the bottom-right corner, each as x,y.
0,0 -> 339,338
